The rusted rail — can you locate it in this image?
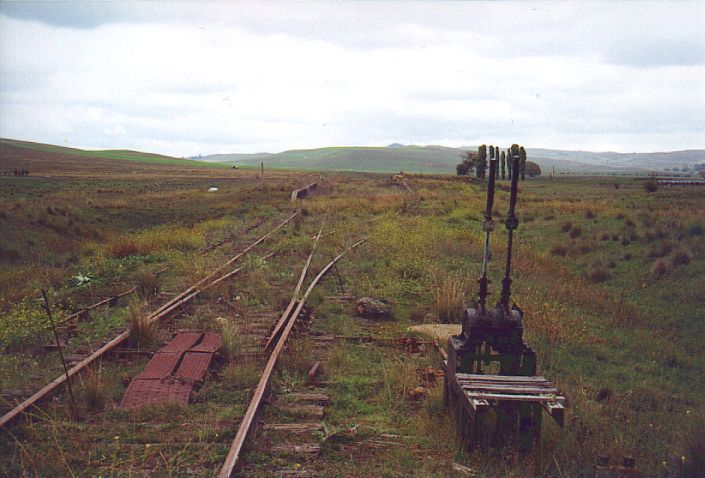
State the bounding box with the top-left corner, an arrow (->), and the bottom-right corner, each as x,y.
54,266 -> 172,328
0,213 -> 298,429
264,221 -> 326,352
218,236 -> 367,478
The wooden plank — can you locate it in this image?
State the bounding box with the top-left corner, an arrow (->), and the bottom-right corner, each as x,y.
465,392 -> 565,402
461,384 -> 560,394
543,401 -> 565,426
458,378 -> 555,388
456,373 -> 550,383
271,443 -> 320,454
277,405 -> 325,419
284,393 -> 330,405
262,422 -> 323,433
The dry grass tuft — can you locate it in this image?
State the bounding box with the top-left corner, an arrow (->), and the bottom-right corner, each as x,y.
433,272 -> 467,324
218,318 -> 245,360
134,268 -> 160,299
81,365 -> 106,412
126,300 -> 157,348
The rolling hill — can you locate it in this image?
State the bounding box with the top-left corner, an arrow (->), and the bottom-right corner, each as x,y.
0,138 -> 228,169
199,144 -> 704,174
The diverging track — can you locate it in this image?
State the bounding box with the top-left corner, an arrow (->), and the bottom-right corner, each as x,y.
0,212 -> 299,429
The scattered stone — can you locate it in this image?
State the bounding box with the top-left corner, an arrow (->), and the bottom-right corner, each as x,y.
355,297 -> 391,318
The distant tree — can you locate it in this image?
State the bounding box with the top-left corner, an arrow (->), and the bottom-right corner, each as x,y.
489,145 -> 495,160
456,152 -> 476,176
500,151 -> 506,179
494,146 -> 500,179
519,146 -> 527,180
525,161 -> 541,177
477,145 -> 488,179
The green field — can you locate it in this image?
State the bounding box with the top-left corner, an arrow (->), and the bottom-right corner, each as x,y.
0,148 -> 703,476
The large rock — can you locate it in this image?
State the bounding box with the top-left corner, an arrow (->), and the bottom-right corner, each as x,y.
355,297 -> 391,318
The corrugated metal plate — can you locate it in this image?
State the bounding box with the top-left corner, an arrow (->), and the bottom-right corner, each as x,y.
175,352 -> 212,382
134,352 -> 181,380
120,380 -> 192,409
160,332 -> 202,353
188,333 -> 222,353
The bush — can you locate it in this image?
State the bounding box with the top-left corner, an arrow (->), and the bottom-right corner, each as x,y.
569,225 -> 582,238
586,264 -> 611,283
585,210 -> 596,220
550,244 -> 568,256
671,249 -> 691,267
686,222 -> 704,236
651,259 -> 671,278
561,221 -> 573,232
648,242 -> 673,258
644,177 -> 659,192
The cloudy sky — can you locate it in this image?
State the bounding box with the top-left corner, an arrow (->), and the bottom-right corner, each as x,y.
1,1 -> 704,156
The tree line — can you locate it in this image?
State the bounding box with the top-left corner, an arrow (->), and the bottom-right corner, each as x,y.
456,144 -> 540,179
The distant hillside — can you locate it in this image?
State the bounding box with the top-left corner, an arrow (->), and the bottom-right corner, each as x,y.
0,138 -> 227,168
198,144 -> 696,174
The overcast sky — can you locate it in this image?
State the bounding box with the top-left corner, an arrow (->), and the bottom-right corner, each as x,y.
1,2 -> 704,156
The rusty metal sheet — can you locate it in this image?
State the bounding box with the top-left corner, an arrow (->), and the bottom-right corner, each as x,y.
134,352 -> 181,380
120,379 -> 192,409
175,352 -> 212,382
188,333 -> 222,353
160,332 -> 203,353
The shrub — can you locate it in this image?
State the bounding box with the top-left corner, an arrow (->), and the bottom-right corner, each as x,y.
561,221 -> 572,232
585,210 -> 595,220
651,259 -> 671,278
550,244 -> 568,256
644,177 -> 658,192
686,222 -> 704,236
671,249 -> 691,267
569,225 -> 582,238
109,237 -> 141,258
586,264 -> 611,283
600,233 -> 610,241
648,242 -> 673,258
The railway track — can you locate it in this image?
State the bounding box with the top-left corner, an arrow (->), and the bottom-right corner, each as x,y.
0,212 -> 299,429
219,234 -> 367,477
